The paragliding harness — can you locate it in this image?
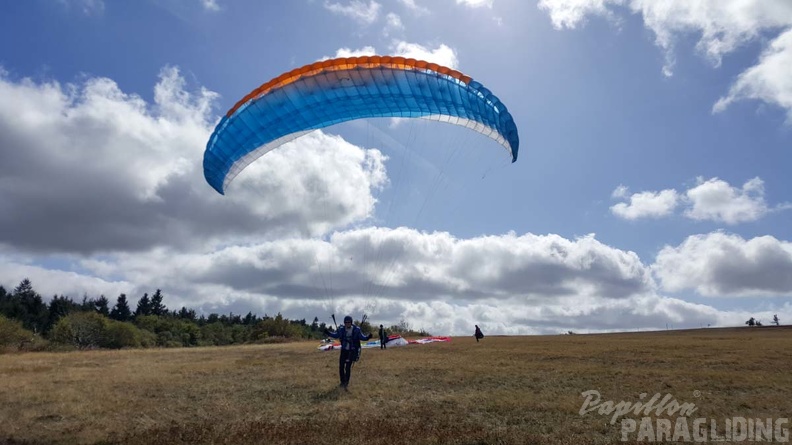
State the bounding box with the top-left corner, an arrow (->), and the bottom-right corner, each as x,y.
330,313 -> 367,364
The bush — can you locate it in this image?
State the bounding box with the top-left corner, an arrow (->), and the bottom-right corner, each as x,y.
0,315 -> 39,352
134,315 -> 200,347
103,320 -> 143,349
50,312 -> 108,349
200,322 -> 233,346
251,313 -> 304,340
138,329 -> 158,348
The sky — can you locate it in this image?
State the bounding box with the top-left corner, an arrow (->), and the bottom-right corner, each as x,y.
0,0 -> 790,335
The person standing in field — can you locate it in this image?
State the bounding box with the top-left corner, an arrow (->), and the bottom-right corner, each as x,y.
474,325 -> 484,343
325,315 -> 371,390
379,324 -> 387,349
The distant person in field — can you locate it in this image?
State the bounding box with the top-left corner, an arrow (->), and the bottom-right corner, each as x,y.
379,324 -> 387,349
474,325 -> 484,343
325,315 -> 371,390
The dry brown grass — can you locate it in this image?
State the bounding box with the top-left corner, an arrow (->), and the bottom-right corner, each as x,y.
1,327 -> 791,444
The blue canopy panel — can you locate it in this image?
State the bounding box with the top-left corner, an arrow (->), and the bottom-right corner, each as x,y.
203,56 -> 519,194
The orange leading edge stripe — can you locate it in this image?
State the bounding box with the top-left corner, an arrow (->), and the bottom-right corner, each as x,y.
225,56 -> 473,118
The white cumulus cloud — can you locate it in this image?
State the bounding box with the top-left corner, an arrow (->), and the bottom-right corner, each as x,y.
0,66 -> 387,254
457,0 -> 494,8
201,0 -> 221,12
325,46 -> 378,59
713,28 -> 792,122
324,42 -> 459,69
389,41 -> 459,68
383,12 -> 405,36
610,187 -> 679,220
0,228 -> 669,334
653,232 -> 792,297
398,0 -> 430,15
538,0 -> 622,30
538,0 -> 792,118
324,0 -> 382,25
684,177 -> 769,224
610,177 -> 788,224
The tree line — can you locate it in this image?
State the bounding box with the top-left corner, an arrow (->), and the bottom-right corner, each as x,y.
0,278 -> 335,351
745,315 -> 781,327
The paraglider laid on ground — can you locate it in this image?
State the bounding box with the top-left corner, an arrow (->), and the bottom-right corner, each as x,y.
203,55 -> 519,195
317,335 -> 451,351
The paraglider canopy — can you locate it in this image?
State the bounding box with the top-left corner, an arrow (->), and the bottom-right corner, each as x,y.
203,55 -> 519,195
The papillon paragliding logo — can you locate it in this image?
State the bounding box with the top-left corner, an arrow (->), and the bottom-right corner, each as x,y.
201,55 -> 520,313
580,390 -> 790,442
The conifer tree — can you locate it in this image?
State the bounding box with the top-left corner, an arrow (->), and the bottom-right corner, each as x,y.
110,294 -> 132,322
149,289 -> 167,316
80,294 -> 95,312
13,279 -> 48,333
135,293 -> 151,317
95,295 -> 110,316
177,306 -> 196,321
0,285 -> 11,318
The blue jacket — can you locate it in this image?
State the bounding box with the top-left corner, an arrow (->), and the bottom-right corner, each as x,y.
327,324 -> 370,351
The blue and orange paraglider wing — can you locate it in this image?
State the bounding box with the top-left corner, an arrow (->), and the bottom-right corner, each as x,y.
203,56 -> 519,195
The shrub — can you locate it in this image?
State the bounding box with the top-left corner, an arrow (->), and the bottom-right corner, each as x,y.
0,315 -> 37,352
138,329 -> 157,348
103,320 -> 143,349
134,315 -> 200,347
50,312 -> 108,349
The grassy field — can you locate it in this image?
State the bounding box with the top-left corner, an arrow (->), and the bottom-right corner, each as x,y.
1,327 -> 790,444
